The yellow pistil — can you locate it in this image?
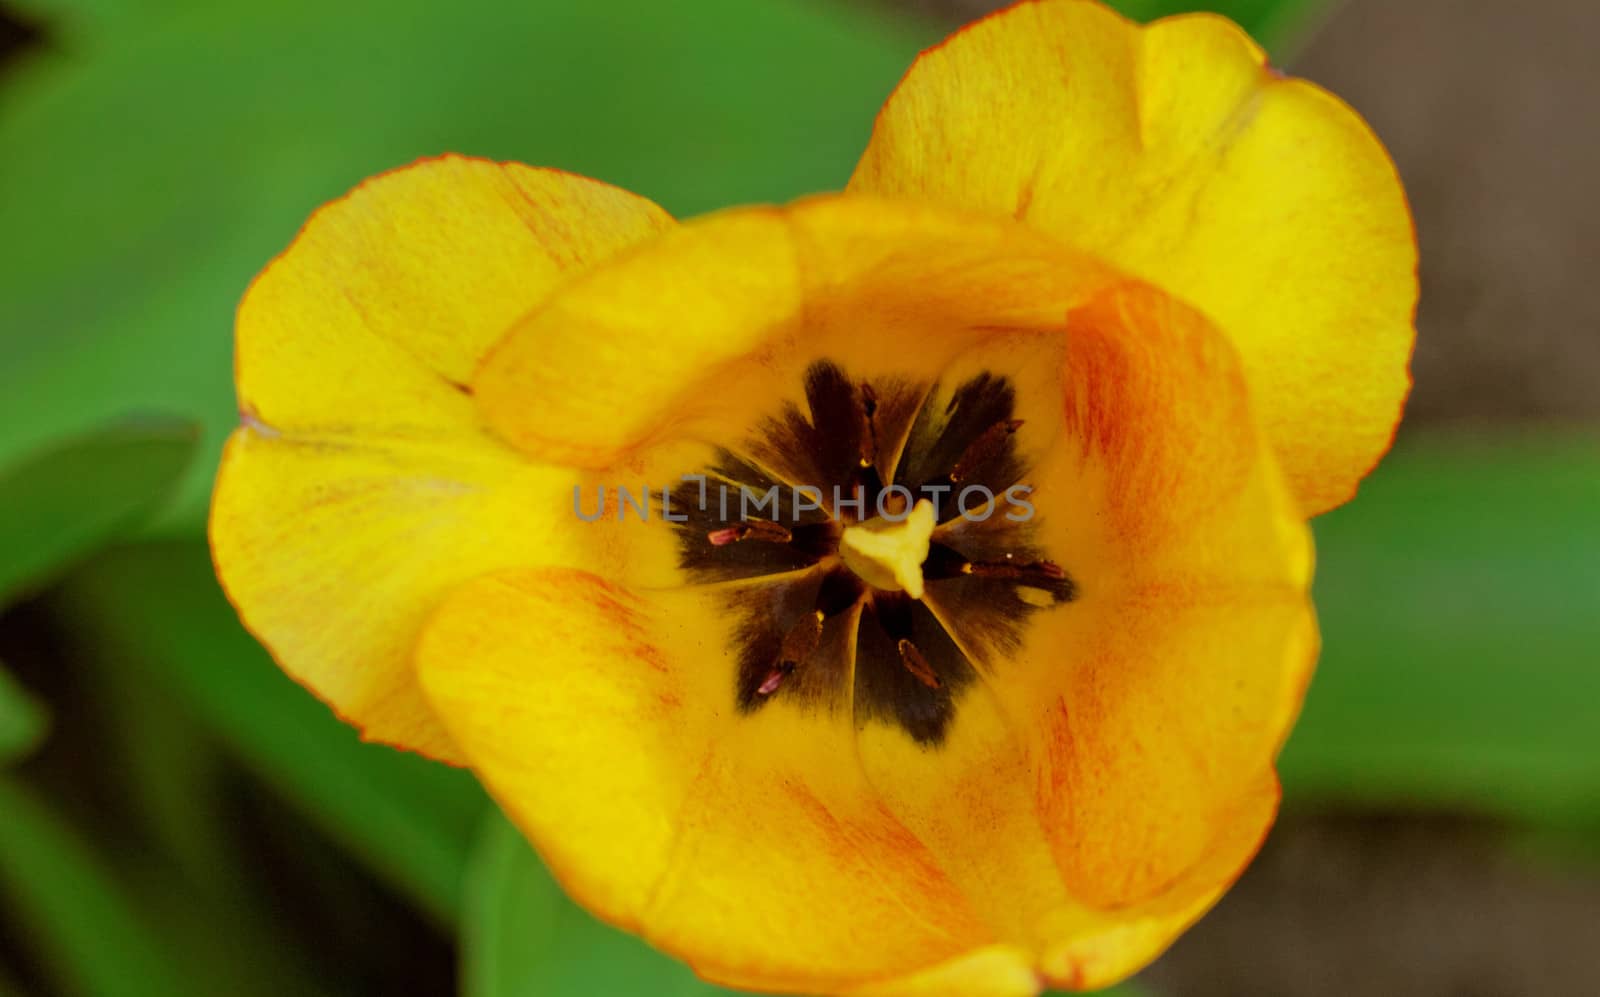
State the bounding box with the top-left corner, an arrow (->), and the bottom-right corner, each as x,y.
838,499 -> 935,598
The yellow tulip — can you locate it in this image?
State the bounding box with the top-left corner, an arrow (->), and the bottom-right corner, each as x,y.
210,1 -> 1415,992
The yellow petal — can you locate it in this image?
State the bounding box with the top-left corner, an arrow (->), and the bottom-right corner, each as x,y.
211,427 -> 578,760
211,156 -> 671,759
472,195 -> 1121,468
244,154 -> 672,405
416,568 -> 998,993
850,0 -> 1417,515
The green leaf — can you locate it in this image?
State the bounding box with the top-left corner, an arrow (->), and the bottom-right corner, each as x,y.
0,416 -> 197,604
0,662 -> 48,764
50,540 -> 490,924
0,0 -> 937,534
2,0 -> 193,48
463,810 -> 736,997
1281,430 -> 1600,825
74,623 -> 342,997
0,779 -> 188,997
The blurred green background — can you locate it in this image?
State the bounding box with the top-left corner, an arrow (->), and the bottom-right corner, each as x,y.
0,1 -> 1595,995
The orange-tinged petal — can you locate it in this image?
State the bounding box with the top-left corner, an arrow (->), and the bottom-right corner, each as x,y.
211,156 -> 671,759
1033,287 -> 1316,907
850,0 -> 1417,516
848,285 -> 1311,989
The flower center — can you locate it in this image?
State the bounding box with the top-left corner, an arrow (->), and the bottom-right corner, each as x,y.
667,358 -> 1076,745
838,500 -> 936,598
